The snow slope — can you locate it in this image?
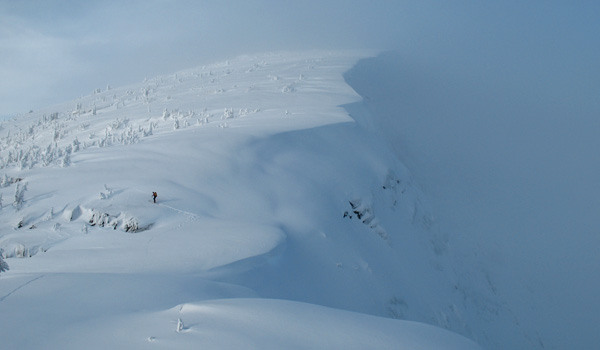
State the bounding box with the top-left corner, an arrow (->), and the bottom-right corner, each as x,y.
0,51 -> 483,349
344,51 -> 600,350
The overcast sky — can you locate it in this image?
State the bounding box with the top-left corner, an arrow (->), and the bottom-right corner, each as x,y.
0,0 -> 410,116
2,1 -> 600,116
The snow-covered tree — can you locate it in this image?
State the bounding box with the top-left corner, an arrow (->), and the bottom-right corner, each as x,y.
13,182 -> 27,210
61,145 -> 72,167
222,108 -> 234,120
100,184 -> 113,200
1,174 -> 10,188
0,249 -> 8,274
42,143 -> 55,166
45,207 -> 55,221
72,137 -> 81,152
143,123 -> 153,137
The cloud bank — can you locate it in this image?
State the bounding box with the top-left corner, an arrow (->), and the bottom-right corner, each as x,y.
4,1 -> 598,117
0,0 -> 413,115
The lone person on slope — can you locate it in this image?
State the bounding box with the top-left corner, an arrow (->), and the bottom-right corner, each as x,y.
152,191 -> 158,203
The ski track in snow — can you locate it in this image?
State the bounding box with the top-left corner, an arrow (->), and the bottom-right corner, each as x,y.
133,188 -> 199,221
156,202 -> 199,221
0,275 -> 44,303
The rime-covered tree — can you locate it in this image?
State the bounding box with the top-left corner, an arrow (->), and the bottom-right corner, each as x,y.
13,182 -> 27,210
143,123 -> 153,137
72,137 -> 81,152
0,249 -> 9,274
0,174 -> 10,188
222,108 -> 234,120
61,145 -> 72,167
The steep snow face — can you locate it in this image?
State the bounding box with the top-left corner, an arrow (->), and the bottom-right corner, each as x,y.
344,52 -> 600,350
0,51 -> 481,350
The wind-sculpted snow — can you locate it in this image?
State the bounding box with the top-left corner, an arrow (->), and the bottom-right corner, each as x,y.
0,51 -> 482,350
60,299 -> 482,350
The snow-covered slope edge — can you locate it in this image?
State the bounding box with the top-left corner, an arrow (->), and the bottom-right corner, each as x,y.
0,51 -> 481,349
344,52 -> 545,350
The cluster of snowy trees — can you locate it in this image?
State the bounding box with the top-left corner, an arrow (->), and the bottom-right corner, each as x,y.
0,68 -> 263,172
0,139 -> 79,170
0,178 -> 23,274
221,108 -> 259,120
86,209 -> 149,233
0,176 -> 27,211
0,111 -> 81,169
98,123 -> 141,147
163,108 -> 213,129
0,113 -> 155,169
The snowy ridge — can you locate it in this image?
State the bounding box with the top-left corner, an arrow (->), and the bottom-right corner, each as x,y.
0,51 -> 482,349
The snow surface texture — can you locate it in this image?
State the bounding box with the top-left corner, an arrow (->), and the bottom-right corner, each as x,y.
0,51 -> 485,349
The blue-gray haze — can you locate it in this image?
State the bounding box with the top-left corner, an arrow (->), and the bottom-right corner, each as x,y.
1,1 -> 599,349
